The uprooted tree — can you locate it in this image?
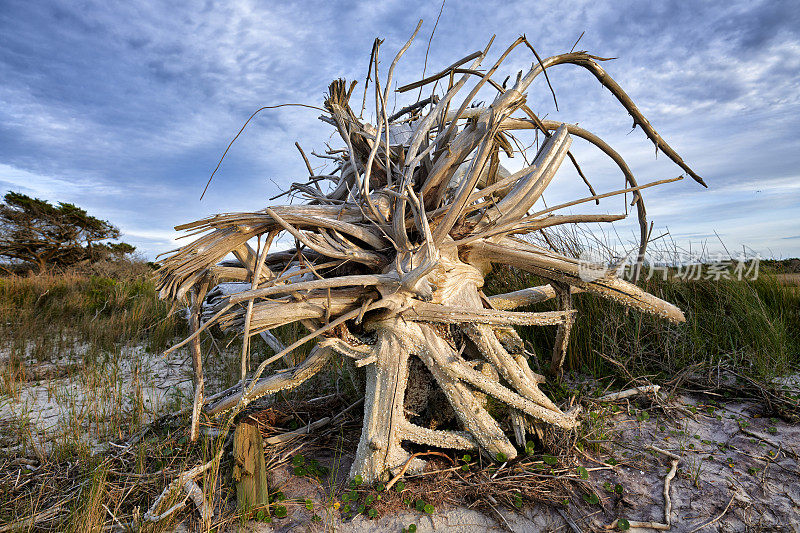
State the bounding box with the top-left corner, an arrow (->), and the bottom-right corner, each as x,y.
156,29 -> 704,485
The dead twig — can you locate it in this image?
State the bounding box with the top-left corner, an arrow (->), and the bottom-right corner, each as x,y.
606,446 -> 680,530
688,490 -> 738,533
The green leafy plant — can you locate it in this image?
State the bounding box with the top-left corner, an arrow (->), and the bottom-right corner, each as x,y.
582,493 -> 600,505
525,441 -> 536,455
290,454 -> 329,479
513,494 -> 523,509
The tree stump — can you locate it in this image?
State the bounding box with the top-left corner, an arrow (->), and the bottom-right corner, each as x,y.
233,421 -> 268,514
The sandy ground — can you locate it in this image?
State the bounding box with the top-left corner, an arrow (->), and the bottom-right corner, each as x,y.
2,348 -> 799,531
217,392 -> 800,532
0,344 -> 194,455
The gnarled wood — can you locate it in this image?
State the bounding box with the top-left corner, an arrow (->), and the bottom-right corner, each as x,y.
155,34 -> 702,486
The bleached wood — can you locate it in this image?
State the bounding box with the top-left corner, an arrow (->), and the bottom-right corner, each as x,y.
469,238 -> 686,323
154,36 -> 702,487
188,281 -> 209,443
597,385 -> 661,401
207,343 -> 333,416
350,322 -> 416,482
487,285 -> 558,309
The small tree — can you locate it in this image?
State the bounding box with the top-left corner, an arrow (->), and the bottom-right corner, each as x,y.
0,191 -> 135,272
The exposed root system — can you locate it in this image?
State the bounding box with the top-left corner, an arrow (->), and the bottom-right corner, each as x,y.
156,29 -> 702,485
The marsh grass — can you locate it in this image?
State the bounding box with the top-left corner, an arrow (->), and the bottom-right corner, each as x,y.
0,420 -> 221,532
0,270 -> 184,355
66,461 -> 108,532
0,266 -> 362,530
485,260 -> 800,413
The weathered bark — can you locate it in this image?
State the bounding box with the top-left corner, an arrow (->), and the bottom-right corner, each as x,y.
233,422 -> 269,513
350,322 -> 418,481
188,282 -> 209,442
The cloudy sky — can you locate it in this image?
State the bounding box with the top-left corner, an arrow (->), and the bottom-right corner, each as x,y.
1,0 -> 798,261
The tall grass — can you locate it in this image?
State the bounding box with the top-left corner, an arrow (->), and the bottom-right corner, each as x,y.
486,266 -> 800,392
0,266 -> 206,531
0,270 -> 184,357
0,267 -> 190,458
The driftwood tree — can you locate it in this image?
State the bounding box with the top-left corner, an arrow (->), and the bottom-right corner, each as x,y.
157,29 -> 703,483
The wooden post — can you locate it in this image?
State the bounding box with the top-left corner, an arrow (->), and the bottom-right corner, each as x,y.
233,421 -> 269,514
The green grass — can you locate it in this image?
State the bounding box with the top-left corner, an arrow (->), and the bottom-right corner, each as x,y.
485,265 -> 800,396
0,270 -> 184,355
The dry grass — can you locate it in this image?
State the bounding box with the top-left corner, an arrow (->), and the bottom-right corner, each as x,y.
0,266 -> 198,530
0,418 -> 218,532
775,273 -> 800,289
0,268 -> 183,357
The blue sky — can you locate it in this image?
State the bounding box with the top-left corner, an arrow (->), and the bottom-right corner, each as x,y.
1,0 -> 798,260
